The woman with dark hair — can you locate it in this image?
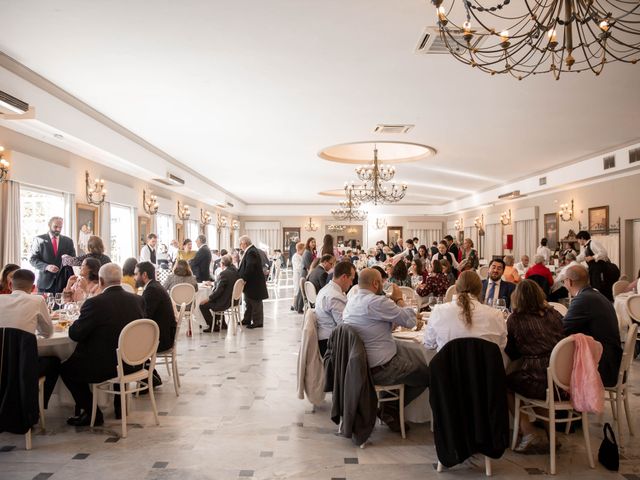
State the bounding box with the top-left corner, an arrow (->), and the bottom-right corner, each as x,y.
389,259 -> 411,287
424,271 -> 506,352
440,259 -> 456,286
416,258 -> 449,298
410,257 -> 427,283
506,279 -> 565,453
63,257 -> 101,302
416,244 -> 429,262
63,235 -> 111,266
122,257 -> 138,291
178,238 -> 196,262
163,259 -> 198,292
294,237 -> 317,313
320,234 -> 337,258
0,263 -> 20,294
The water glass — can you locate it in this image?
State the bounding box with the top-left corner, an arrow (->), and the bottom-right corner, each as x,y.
494,298 -> 507,311
436,296 -> 444,304
54,293 -> 64,309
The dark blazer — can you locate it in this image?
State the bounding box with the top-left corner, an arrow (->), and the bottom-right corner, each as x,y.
29,233 -> 76,291
189,244 -> 212,282
206,265 -> 240,311
448,243 -> 460,262
238,245 -> 268,300
481,279 -> 516,309
142,280 -> 176,352
307,265 -> 329,294
65,286 -> 144,380
562,287 -> 623,387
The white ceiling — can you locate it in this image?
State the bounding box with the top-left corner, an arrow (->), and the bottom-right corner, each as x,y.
1,0 -> 640,207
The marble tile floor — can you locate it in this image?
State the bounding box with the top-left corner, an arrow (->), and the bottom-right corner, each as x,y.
1,287 -> 640,480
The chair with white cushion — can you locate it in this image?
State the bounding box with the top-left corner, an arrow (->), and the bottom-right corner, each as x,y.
300,278 -> 309,313
627,295 -> 640,343
478,265 -> 489,278
170,283 -> 196,335
91,319 -> 160,438
399,286 -> 416,306
444,285 -> 457,303
612,280 -> 630,298
156,303 -> 186,396
304,281 -> 317,307
548,302 -> 567,316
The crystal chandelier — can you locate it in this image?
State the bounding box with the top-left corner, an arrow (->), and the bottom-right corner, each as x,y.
347,146 -> 407,205
431,0 -> 640,80
327,224 -> 346,232
332,188 -> 368,221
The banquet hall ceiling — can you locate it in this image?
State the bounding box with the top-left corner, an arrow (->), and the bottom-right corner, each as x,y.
1,1 -> 640,206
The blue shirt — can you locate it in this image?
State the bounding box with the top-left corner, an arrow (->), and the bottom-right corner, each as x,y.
315,281 -> 347,341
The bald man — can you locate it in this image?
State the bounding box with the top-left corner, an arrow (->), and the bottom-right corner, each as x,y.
343,268 -> 429,432
562,265 -> 622,387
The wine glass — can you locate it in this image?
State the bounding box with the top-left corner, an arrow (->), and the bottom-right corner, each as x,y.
54,293 -> 64,310
495,298 -> 507,311
436,296 -> 444,304
428,294 -> 437,310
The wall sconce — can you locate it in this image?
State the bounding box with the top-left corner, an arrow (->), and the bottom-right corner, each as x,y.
559,199 -> 574,222
231,219 -> 240,231
0,146 -> 10,184
474,214 -> 485,235
304,217 -> 318,232
85,171 -> 107,206
200,209 -> 212,226
216,213 -> 228,230
454,217 -> 464,231
374,217 -> 387,230
500,209 -> 511,226
177,201 -> 190,221
143,189 -> 159,216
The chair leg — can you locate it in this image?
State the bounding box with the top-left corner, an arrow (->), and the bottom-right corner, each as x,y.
120,382 -> 128,438
623,389 -> 635,436
511,396 -> 521,450
616,392 -> 624,444
174,355 -> 181,388
172,355 -> 180,396
165,357 -> 172,377
609,390 -> 618,420
485,456 -> 492,477
565,412 -> 573,435
581,412 -> 595,469
38,378 -> 45,430
25,429 -> 32,450
399,386 -> 406,439
437,461 -> 443,472
90,384 -> 99,427
148,376 -> 160,426
549,406 -> 556,475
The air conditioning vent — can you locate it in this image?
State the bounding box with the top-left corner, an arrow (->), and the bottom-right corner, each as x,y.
415,26 -> 485,55
539,177 -> 547,186
498,190 -> 524,200
630,147 -> 640,164
0,90 -> 29,115
373,124 -> 414,134
152,172 -> 185,186
603,155 -> 615,170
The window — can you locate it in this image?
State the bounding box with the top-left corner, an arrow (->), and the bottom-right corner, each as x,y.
185,220 -> 199,242
206,224 -> 218,250
20,187 -> 65,271
110,204 -> 134,265
156,214 -> 175,251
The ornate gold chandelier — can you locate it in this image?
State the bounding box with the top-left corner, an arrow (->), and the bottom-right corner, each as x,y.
332,188 -> 368,221
431,0 -> 640,80
347,146 -> 407,205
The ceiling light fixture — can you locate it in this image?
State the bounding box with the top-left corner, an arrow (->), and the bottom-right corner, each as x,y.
143,190 -> 159,216
216,213 -> 228,230
332,188 -> 368,221
327,224 -> 347,232
200,209 -> 212,226
347,145 -> 407,205
0,146 -> 11,184
374,217 -> 387,230
304,217 -> 318,232
85,171 -> 107,206
231,219 -> 240,231
431,0 -> 640,80
177,201 -> 191,221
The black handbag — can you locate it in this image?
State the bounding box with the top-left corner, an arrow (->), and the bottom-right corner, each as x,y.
598,423 -> 619,471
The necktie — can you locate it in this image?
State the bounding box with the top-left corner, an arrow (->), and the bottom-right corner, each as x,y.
486,281 -> 496,304
52,236 -> 59,256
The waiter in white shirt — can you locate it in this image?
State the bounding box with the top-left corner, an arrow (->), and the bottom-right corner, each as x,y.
139,233 -> 158,263
0,269 -> 60,408
576,230 -> 616,301
536,238 -> 552,265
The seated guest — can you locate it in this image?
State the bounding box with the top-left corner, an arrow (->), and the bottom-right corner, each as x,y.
562,265 -> 622,387
458,238 -> 479,272
440,259 -> 456,286
135,261 -> 176,354
625,268 -> 640,293
61,264 -> 145,425
549,252 -> 583,301
525,255 -> 554,293
63,257 -> 101,302
189,235 -> 212,282
0,269 -> 59,408
0,263 -> 20,294
62,235 -> 111,266
424,271 -> 507,352
410,257 -> 428,284
121,257 -> 138,291
416,244 -> 429,262
389,258 -> 412,287
432,240 -> 459,275
505,280 -> 565,453
314,261 -> 356,356
213,248 -> 229,274
307,254 -> 335,294
416,258 -> 449,298
163,259 -> 199,293
481,259 -> 516,309
514,255 -> 530,276
343,268 -> 429,432
503,255 -> 521,283
177,238 -> 196,262
199,255 -> 240,332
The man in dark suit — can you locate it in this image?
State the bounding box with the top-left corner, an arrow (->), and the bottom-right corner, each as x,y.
238,236 -> 269,329
392,238 -> 403,254
444,235 -> 459,264
307,254 -> 335,295
199,255 -> 240,332
481,259 -> 516,309
29,216 -> 76,293
135,261 -> 176,353
562,265 -> 622,387
60,263 -> 144,426
189,234 -> 212,282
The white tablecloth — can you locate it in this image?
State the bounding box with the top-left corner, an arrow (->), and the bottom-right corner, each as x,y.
614,292 -> 637,341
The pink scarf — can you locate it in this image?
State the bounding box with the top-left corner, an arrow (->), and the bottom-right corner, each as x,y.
570,333 -> 604,414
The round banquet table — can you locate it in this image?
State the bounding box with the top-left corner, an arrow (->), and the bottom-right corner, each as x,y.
191,282 -> 214,329
614,292 -> 638,341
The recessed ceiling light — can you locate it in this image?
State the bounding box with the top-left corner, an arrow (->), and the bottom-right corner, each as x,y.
53,133 -> 64,140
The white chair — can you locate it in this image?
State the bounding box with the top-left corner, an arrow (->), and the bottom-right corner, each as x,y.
120,283 -> 135,293
478,265 -> 489,278
548,302 -> 568,316
511,336 -> 595,475
375,384 -> 406,439
24,377 -> 47,450
304,281 -> 317,306
266,262 -> 280,298
399,286 -> 416,306
156,303 -> 186,396
627,294 -> 640,322
91,319 -> 161,438
605,323 -> 638,443
211,279 -> 246,335
300,278 -> 309,313
612,280 -> 630,298
444,285 -> 457,303
347,285 -> 359,300
170,283 -> 196,335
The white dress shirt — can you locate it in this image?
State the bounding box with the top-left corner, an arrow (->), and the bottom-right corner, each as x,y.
514,262 -> 529,276
315,281 -> 347,341
536,246 -> 552,264
484,279 -> 502,304
576,239 -> 609,263
423,298 -> 507,352
139,244 -> 156,263
552,260 -> 587,291
343,289 -> 416,367
0,290 -> 53,338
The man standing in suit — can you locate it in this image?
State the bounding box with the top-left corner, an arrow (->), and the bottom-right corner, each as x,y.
238,235 -> 268,329
481,259 -> 516,309
29,216 -> 76,293
61,263 -> 144,426
199,255 -> 241,332
307,254 -> 335,295
444,235 -> 459,264
562,265 -> 622,387
189,234 -> 212,282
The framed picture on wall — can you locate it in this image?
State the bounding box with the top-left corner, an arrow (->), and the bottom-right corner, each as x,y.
387,226 -> 403,247
76,203 -> 99,255
283,227 -> 301,258
588,205 -> 609,234
138,216 -> 151,250
543,213 -> 559,250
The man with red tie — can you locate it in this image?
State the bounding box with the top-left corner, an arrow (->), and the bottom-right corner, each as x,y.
29,216 -> 76,293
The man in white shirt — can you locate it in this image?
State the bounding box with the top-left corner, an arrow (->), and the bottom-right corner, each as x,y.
576,230 -> 616,300
343,268 -> 429,432
139,233 -> 158,263
514,255 -> 530,276
0,269 -> 59,408
536,238 -> 552,264
315,261 -> 356,356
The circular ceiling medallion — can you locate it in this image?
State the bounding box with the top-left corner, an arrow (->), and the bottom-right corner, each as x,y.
318,189 -> 347,197
318,141 -> 436,165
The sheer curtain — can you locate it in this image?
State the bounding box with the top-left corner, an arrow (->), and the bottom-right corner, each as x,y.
593,234 -> 620,265
0,180 -> 21,265
244,222 -> 280,254
100,201 -> 111,257
220,226 -> 231,251
514,219 -> 537,261
407,228 -> 442,246
63,192 -> 76,240
484,223 -> 503,260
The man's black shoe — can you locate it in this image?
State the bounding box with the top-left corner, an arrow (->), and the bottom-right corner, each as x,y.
221,321 -> 228,330
247,324 -> 263,329
213,325 -> 220,332
202,327 -> 212,333
67,410 -> 103,427
241,321 -> 251,326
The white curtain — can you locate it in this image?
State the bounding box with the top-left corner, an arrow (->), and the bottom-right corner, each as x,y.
514,219 -> 537,262
220,226 -> 231,251
463,226 -> 478,243
245,228 -> 279,254
407,229 -> 442,247
0,180 -> 21,265
63,192 -> 76,240
593,233 -> 620,266
100,201 -> 111,258
484,223 -> 503,260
